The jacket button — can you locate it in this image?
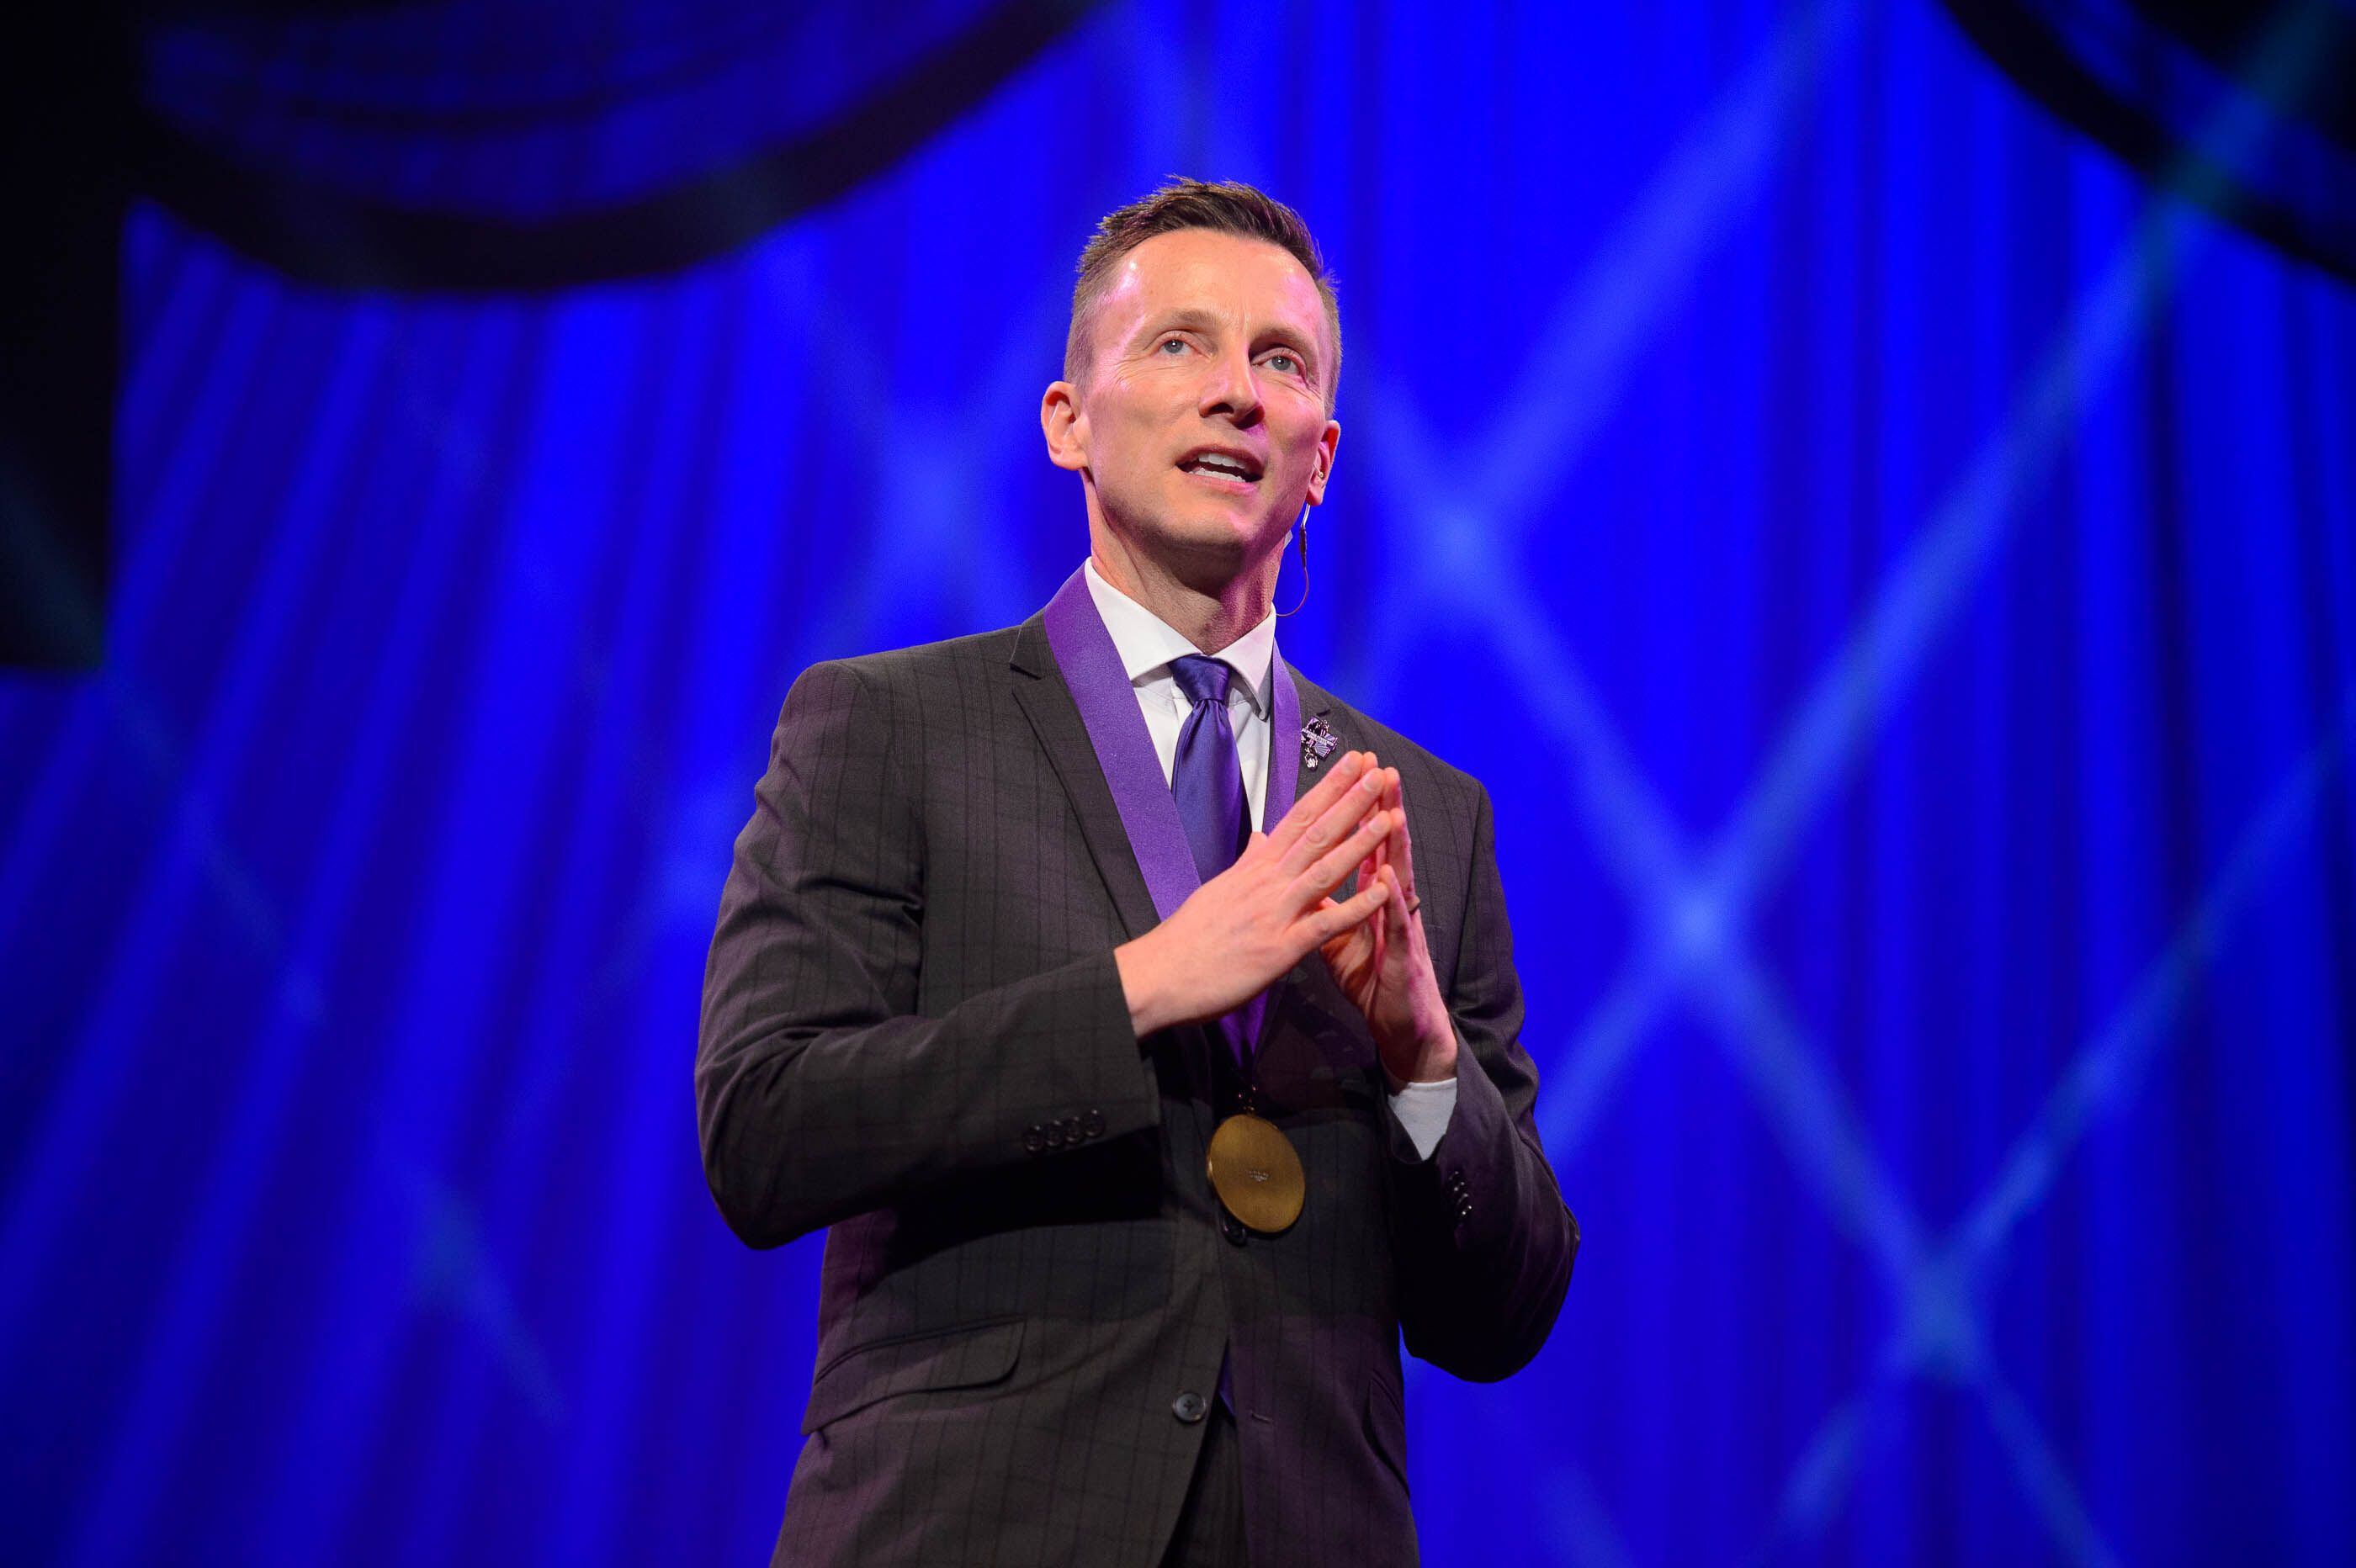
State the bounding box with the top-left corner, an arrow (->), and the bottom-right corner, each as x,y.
1062,1115 -> 1084,1142
1171,1391 -> 1208,1423
1082,1109 -> 1106,1138
1022,1126 -> 1045,1154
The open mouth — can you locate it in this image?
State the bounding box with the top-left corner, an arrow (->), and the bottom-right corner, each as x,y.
1176,448 -> 1263,485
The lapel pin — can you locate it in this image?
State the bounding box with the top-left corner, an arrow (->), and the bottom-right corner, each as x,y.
1302,714 -> 1340,771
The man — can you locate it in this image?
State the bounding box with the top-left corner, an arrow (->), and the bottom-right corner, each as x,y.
698,178 -> 1577,1567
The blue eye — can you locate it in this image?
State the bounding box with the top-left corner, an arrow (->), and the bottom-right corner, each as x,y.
1159,337 -> 1187,354
1264,352 -> 1300,373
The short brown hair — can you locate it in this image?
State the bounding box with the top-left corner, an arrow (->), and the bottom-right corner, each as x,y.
1064,177 -> 1342,411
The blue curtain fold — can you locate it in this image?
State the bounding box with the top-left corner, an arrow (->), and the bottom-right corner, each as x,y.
3,0 -> 2353,1562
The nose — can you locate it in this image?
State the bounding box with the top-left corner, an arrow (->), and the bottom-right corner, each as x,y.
1196,343 -> 1262,424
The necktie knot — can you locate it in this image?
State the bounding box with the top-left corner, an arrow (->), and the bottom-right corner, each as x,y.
1170,654 -> 1234,709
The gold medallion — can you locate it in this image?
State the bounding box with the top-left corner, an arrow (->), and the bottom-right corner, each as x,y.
1207,1113 -> 1306,1233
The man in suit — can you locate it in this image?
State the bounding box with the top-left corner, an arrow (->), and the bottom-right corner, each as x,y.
698,178 -> 1577,1566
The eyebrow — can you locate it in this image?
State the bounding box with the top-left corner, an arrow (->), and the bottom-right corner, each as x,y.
1137,309 -> 1323,377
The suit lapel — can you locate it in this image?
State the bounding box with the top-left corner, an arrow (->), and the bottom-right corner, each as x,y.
1008,617 -> 1361,1072
1008,615 -> 1162,941
1282,665 -> 1345,813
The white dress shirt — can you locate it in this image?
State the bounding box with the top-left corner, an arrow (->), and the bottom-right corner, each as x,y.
1081,561 -> 1456,1159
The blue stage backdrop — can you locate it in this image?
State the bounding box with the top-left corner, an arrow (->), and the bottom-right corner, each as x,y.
3,1 -> 2353,1563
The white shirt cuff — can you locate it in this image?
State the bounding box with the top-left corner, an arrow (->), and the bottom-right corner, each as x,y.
1387,1076 -> 1458,1161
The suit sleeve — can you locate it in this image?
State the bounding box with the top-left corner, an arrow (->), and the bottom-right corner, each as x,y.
696,659 -> 1160,1249
1385,781 -> 1579,1380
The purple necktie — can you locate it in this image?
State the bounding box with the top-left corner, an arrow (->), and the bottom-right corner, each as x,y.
1168,654 -> 1249,882
1173,653 -> 1252,1405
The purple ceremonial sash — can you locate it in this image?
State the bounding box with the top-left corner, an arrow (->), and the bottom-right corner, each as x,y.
1041,567 -> 1303,1045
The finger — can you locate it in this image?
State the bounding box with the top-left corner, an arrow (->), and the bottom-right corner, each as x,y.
1382,861 -> 1414,941
1264,750 -> 1372,854
1296,807 -> 1398,904
1302,808 -> 1394,897
1306,877 -> 1390,944
1382,769 -> 1419,899
1281,764 -> 1389,878
1316,895 -> 1372,961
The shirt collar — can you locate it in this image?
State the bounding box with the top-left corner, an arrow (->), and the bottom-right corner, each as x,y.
1081,558 -> 1276,716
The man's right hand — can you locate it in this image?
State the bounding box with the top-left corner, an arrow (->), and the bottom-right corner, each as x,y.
1115,750 -> 1397,1036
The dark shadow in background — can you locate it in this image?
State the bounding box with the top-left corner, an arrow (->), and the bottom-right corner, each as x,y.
3,5 -> 127,670
8,0 -> 2349,670
1939,0 -> 2356,283
3,0 -> 1105,669
125,0 -> 1107,290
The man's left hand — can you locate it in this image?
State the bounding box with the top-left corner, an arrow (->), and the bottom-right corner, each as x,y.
1318,767 -> 1457,1084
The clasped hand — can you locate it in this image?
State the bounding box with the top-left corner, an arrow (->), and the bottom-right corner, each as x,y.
1114,750 -> 1457,1084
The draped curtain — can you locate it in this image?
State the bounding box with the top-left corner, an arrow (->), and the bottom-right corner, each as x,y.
3,1 -> 2352,1561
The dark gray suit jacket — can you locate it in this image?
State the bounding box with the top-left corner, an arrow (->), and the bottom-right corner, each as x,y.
698,611 -> 1578,1566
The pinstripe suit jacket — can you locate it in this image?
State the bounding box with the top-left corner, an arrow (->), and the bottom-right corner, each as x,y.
698,610 -> 1578,1566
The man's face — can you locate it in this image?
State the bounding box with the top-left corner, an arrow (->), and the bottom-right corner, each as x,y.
1048,228 -> 1340,584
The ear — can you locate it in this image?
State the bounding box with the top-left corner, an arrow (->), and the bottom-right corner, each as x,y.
1041,380 -> 1089,473
1303,417 -> 1340,506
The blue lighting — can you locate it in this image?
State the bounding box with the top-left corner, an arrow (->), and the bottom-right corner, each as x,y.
3,1 -> 2353,1562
